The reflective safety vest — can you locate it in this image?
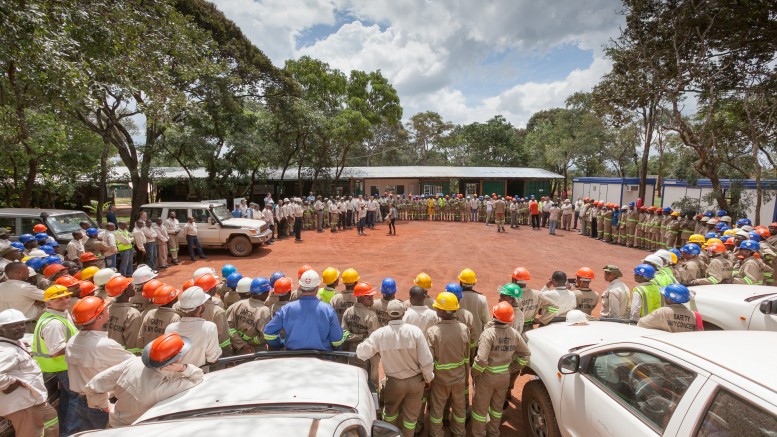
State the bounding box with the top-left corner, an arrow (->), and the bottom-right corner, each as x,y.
317,287 -> 336,304
115,229 -> 133,251
633,284 -> 662,318
652,267 -> 678,288
32,312 -> 77,372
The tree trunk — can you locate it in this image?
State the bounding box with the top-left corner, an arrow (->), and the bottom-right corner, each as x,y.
96,143 -> 110,225
638,106 -> 655,202
20,156 -> 38,208
754,140 -> 762,225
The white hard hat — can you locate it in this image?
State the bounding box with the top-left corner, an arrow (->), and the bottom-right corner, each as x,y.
192,267 -> 216,281
132,265 -> 157,285
299,270 -> 321,290
740,225 -> 754,233
720,215 -> 732,223
0,309 -> 27,325
655,250 -> 673,265
94,268 -> 118,287
621,204 -> 628,210
644,254 -> 665,267
566,310 -> 589,325
178,286 -> 209,311
236,277 -> 253,294
29,249 -> 47,258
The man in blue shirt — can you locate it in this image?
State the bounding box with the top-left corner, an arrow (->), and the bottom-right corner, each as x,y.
264,270 -> 347,351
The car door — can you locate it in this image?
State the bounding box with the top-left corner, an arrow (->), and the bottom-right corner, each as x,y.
188,208 -> 221,246
559,346 -> 707,437
748,298 -> 777,331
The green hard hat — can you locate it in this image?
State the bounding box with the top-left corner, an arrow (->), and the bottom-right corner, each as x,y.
498,283 -> 522,299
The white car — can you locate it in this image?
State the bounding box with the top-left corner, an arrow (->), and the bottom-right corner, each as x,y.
74,355 -> 399,437
686,284 -> 777,331
522,322 -> 777,437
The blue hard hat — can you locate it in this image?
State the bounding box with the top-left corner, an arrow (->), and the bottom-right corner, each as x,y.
44,255 -> 62,265
85,227 -> 99,238
680,243 -> 701,256
718,225 -> 731,233
221,264 -> 237,278
736,218 -> 752,227
47,240 -> 59,247
704,232 -> 719,239
226,272 -> 243,289
39,245 -> 55,255
715,222 -> 727,231
250,277 -> 271,294
629,202 -> 635,207
669,248 -> 681,259
720,235 -> 732,244
269,271 -> 285,287
748,231 -> 761,242
25,257 -> 46,271
380,277 -> 397,295
445,282 -> 463,300
661,284 -> 691,304
10,241 -> 24,251
662,207 -> 672,213
703,211 -> 714,217
35,232 -> 49,241
633,264 -> 656,279
738,240 -> 760,252
18,234 -> 35,244
717,210 -> 727,217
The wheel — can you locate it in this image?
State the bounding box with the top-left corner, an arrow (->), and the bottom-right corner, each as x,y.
228,235 -> 253,257
522,380 -> 561,437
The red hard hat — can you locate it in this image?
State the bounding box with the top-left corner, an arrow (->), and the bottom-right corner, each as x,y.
142,279 -> 165,299
33,224 -> 47,234
493,302 -> 514,323
298,264 -> 313,279
72,296 -> 107,325
512,267 -> 531,281
43,263 -> 66,278
756,228 -> 771,239
194,273 -> 219,292
576,267 -> 595,280
79,280 -> 96,297
274,277 -> 292,295
143,333 -> 190,369
80,252 -> 98,263
55,275 -> 79,288
182,279 -> 195,291
353,282 -> 377,297
152,285 -> 181,305
105,275 -> 133,298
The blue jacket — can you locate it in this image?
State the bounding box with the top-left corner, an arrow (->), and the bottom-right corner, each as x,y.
263,296 -> 347,351
612,210 -> 620,227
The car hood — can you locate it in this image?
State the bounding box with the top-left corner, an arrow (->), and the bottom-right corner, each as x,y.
688,284 -> 777,304
221,218 -> 266,228
525,321 -> 660,354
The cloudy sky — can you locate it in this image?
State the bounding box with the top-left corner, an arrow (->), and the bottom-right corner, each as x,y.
211,0 -> 625,128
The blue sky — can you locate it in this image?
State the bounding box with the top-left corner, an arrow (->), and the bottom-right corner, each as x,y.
211,0 -> 624,127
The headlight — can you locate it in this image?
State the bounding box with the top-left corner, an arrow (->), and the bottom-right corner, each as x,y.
248,229 -> 258,235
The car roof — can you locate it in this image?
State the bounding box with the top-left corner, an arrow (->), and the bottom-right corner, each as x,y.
526,321 -> 659,352
139,357 -> 363,422
649,331 -> 777,391
689,284 -> 777,301
141,202 -> 222,208
75,414 -> 343,436
0,208 -> 88,217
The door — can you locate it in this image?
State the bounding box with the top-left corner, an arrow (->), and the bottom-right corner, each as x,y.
188,208 -> 221,246
559,347 -> 705,437
747,298 -> 777,331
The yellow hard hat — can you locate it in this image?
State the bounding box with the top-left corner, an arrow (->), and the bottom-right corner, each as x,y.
688,234 -> 705,244
722,229 -> 736,236
414,272 -> 432,289
322,267 -> 340,285
44,285 -> 72,301
80,266 -> 100,281
457,268 -> 476,285
433,291 -> 459,311
341,268 -> 359,284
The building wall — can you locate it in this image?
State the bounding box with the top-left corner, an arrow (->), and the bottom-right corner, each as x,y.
573,179 -> 656,208
662,183 -> 777,224
572,182 -> 622,205
361,178 -> 421,197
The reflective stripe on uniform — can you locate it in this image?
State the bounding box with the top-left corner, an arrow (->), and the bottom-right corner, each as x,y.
488,406 -> 503,419
219,338 -> 232,348
473,363 -> 510,374
44,416 -> 59,430
452,413 -> 466,423
471,411 -> 488,422
263,332 -> 279,341
331,330 -> 349,347
382,409 -> 398,422
434,358 -> 468,370
430,416 -> 443,424
402,420 -> 416,430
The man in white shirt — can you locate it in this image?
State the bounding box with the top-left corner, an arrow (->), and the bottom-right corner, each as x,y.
141,220 -> 157,271
540,271 -> 577,317
366,198 -> 377,229
66,231 -> 85,262
102,223 -> 119,269
183,217 -> 207,261
263,193 -> 274,208
153,218 -> 170,269
314,196 -> 325,232
165,287 -> 222,367
485,198 -> 494,226
0,309 -> 59,437
131,221 -> 147,266
0,262 -> 45,323
293,198 -> 304,241
402,286 -> 438,334
262,204 -> 275,244
574,197 -> 584,229
328,198 -> 339,233
163,211 -> 181,265
601,265 -> 630,319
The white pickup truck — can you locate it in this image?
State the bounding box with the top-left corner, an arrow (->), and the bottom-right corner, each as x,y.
686,284 -> 777,331
522,322 -> 777,437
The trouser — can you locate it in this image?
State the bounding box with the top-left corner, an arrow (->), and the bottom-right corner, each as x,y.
118,249 -> 134,277
144,242 -> 157,270
346,210 -> 353,228
55,370 -> 81,436
357,217 -> 365,233
471,371 -> 510,437
471,209 -> 478,222
429,380 -> 466,437
5,402 -> 58,437
294,216 -> 303,239
186,235 -> 205,259
75,395 -> 108,431
316,210 -> 324,231
604,223 -> 613,242
626,225 -> 636,246
330,213 -> 338,231
156,241 -> 168,267
167,235 -> 179,261
338,212 -> 345,230
388,218 -> 396,234
549,220 -> 557,234
541,211 -> 550,227
485,211 -> 492,225
562,214 -> 572,230
382,374 -> 425,437
574,211 -> 579,229
580,218 -> 588,235
531,214 -> 539,229
104,253 -> 116,269
591,219 -> 598,238
504,370 -> 521,404
367,211 -> 376,228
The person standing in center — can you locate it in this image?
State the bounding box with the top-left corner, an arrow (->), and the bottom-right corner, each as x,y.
493,196 -> 506,232
357,300 -> 434,437
115,222 -> 135,277
529,197 -> 540,230
153,218 -> 170,269
183,217 -> 207,261
548,201 -> 561,235
163,211 -> 181,265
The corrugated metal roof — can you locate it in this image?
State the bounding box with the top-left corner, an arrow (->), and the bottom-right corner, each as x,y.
111,166 -> 562,181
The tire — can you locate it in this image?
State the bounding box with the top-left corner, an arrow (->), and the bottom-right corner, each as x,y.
228,235 -> 253,257
522,379 -> 561,437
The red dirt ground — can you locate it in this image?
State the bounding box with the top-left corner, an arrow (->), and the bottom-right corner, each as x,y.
156,219 -> 649,436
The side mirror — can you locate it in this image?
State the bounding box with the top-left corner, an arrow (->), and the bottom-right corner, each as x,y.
558,353 -> 580,374
760,299 -> 777,315
372,420 -> 401,437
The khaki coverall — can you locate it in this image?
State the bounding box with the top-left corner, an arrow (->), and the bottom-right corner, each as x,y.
425,319 -> 470,437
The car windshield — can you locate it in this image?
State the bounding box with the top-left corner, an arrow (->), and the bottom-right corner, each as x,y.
212,205 -> 233,222
46,213 -> 94,236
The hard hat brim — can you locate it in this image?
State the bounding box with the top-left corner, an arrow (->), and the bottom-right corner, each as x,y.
142,336 -> 192,369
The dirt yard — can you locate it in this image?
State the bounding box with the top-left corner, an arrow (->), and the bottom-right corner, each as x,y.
156,219 -> 650,436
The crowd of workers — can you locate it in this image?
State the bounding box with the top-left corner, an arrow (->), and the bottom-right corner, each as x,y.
0,205 -> 773,436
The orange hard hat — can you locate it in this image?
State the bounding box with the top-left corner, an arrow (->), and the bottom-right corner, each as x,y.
756,228 -> 771,239
724,238 -> 735,246
512,267 -> 531,281
706,242 -> 726,253
194,273 -> 219,292
142,279 -> 165,299
755,225 -> 767,231
152,285 -> 181,305
105,275 -> 133,297
576,267 -> 595,280
492,301 -> 514,323
353,282 -> 377,297
80,252 -> 98,263
298,264 -> 313,279
79,280 -> 96,297
72,296 -> 107,325
142,333 -> 191,369
182,279 -> 195,291
43,263 -> 66,278
32,224 -> 47,233
274,277 -> 292,295
73,271 -> 82,280
584,197 -> 590,202
55,275 -> 79,288
648,206 -> 656,211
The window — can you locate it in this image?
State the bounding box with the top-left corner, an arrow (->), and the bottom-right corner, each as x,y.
466,183 -> 478,196
423,184 -> 442,195
0,217 -> 17,235
21,218 -> 42,234
44,213 -> 93,236
696,388 -> 777,437
370,186 -> 379,196
385,185 -> 396,195
585,349 -> 696,432
168,209 -> 188,222
141,208 -> 163,221
190,208 -> 211,224
397,185 -> 405,195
